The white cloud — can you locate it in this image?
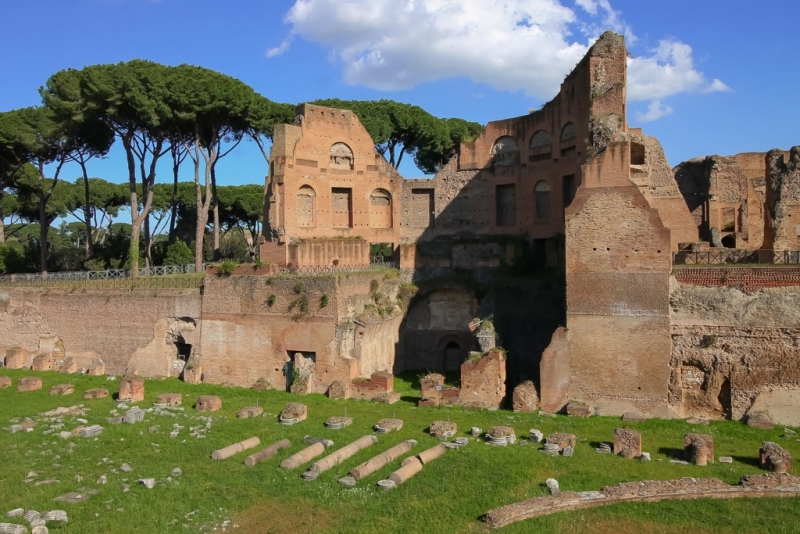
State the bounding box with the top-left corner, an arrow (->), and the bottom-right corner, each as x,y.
635,100 -> 673,122
266,37 -> 293,58
270,0 -> 728,120
627,39 -> 730,101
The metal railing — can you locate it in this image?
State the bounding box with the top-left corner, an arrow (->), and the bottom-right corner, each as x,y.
673,249 -> 800,266
0,263 -> 208,286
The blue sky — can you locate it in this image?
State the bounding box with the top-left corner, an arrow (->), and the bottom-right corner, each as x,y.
1,0 -> 798,192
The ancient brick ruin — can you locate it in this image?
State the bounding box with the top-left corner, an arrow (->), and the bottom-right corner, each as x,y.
1,30 -> 800,424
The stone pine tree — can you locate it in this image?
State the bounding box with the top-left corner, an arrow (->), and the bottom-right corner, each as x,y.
0,106 -> 112,273
167,65 -> 258,270
42,60 -> 174,275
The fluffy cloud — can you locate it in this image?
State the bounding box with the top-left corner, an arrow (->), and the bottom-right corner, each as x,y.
627,40 -> 730,101
268,0 -> 728,119
635,100 -> 673,123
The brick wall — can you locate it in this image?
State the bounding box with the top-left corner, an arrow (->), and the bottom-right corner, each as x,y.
0,287 -> 201,376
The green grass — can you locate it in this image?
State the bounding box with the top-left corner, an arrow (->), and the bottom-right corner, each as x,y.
0,369 -> 798,533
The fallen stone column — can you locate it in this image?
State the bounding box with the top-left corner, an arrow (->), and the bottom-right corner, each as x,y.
280,442 -> 327,470
244,439 -> 291,467
211,437 -> 261,460
350,439 -> 417,480
417,443 -> 447,465
388,456 -> 423,485
308,435 -> 378,475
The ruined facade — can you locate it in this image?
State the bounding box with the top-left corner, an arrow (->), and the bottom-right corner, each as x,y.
3,31 -> 800,423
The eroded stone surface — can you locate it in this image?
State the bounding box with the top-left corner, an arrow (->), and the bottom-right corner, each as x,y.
429,421 -> 457,439
684,433 -> 715,466
18,377 -> 42,392
195,395 -> 222,412
512,381 -> 539,412
118,374 -> 144,402
613,428 -> 642,459
760,441 -> 793,474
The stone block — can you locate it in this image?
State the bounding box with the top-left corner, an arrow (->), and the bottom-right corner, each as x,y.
373,418 -> 403,433
182,356 -> 203,384
613,428 -> 642,459
196,395 -> 222,412
237,406 -> 263,419
546,432 -> 576,450
118,374 -> 145,402
86,359 -> 105,376
18,377 -> 42,392
760,441 -> 793,474
747,411 -> 775,430
49,384 -> 75,396
512,380 -> 539,412
4,347 -> 26,369
0,377 -> 11,388
32,353 -> 52,371
155,393 -> 182,406
373,392 -> 400,404
83,388 -> 108,400
429,421 -> 457,439
684,433 -> 715,466
59,356 -> 77,374
123,407 -> 145,424
327,380 -> 351,399
279,402 -> 307,424
251,378 -> 273,391
566,401 -> 592,417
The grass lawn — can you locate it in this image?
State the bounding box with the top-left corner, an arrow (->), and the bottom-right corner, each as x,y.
0,369 -> 798,533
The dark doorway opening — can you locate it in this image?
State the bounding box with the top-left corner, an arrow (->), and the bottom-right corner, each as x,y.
176,341 -> 192,361
718,377 -> 732,419
444,341 -> 462,372
283,360 -> 294,392
721,235 -> 736,248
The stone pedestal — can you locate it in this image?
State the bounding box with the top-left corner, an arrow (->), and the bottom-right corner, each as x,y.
86,359 -> 105,376
327,380 -> 351,399
684,433 -> 715,466
279,402 -> 307,423
182,356 -> 203,384
5,347 -> 26,369
429,421 -> 457,439
83,388 -> 109,400
32,353 -> 52,371
237,406 -> 264,418
59,356 -> 77,374
50,384 -> 75,396
155,393 -> 182,406
512,381 -> 539,412
0,377 -> 11,388
760,441 -> 793,474
18,377 -> 42,392
196,395 -> 222,412
119,374 -> 145,402
614,428 -> 642,459
546,432 -> 577,450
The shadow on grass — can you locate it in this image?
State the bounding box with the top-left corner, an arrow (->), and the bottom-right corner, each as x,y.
658,447 -> 685,459
732,455 -> 761,468
400,395 -> 421,404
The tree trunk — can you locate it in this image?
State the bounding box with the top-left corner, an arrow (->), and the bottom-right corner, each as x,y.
38,195 -> 48,274
168,147 -> 181,243
0,188 -> 5,244
123,136 -> 142,277
79,161 -> 93,257
211,165 -> 220,261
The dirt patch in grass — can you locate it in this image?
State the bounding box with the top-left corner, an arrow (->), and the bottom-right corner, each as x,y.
233,498 -> 340,533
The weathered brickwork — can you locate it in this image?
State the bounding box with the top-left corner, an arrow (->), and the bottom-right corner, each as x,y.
764,147 -> 800,251
0,288 -> 201,376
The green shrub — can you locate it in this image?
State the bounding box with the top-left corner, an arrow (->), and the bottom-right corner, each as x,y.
320,294 -> 329,308
266,294 -> 276,307
163,241 -> 195,266
218,261 -> 237,276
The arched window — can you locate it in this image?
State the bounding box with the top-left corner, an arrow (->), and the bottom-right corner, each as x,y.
529,130 -> 552,162
296,185 -> 316,227
491,136 -> 519,166
560,123 -> 576,142
534,181 -> 551,220
369,188 -> 392,228
329,142 -> 354,170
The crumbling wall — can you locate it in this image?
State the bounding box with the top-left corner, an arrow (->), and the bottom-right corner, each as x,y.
0,287 -> 201,375
764,147 -> 800,251
561,142 -> 675,417
199,272 -> 404,390
670,276 -> 800,424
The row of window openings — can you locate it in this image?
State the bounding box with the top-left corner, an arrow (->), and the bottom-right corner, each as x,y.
491,125 -> 577,166
495,176 -> 576,226
591,247 -> 663,253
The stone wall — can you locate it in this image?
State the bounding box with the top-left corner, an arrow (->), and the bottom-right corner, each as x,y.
559,141 -> 675,417
669,276 -> 800,424
198,272 -> 403,391
0,287 -> 201,376
764,147 -> 800,251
